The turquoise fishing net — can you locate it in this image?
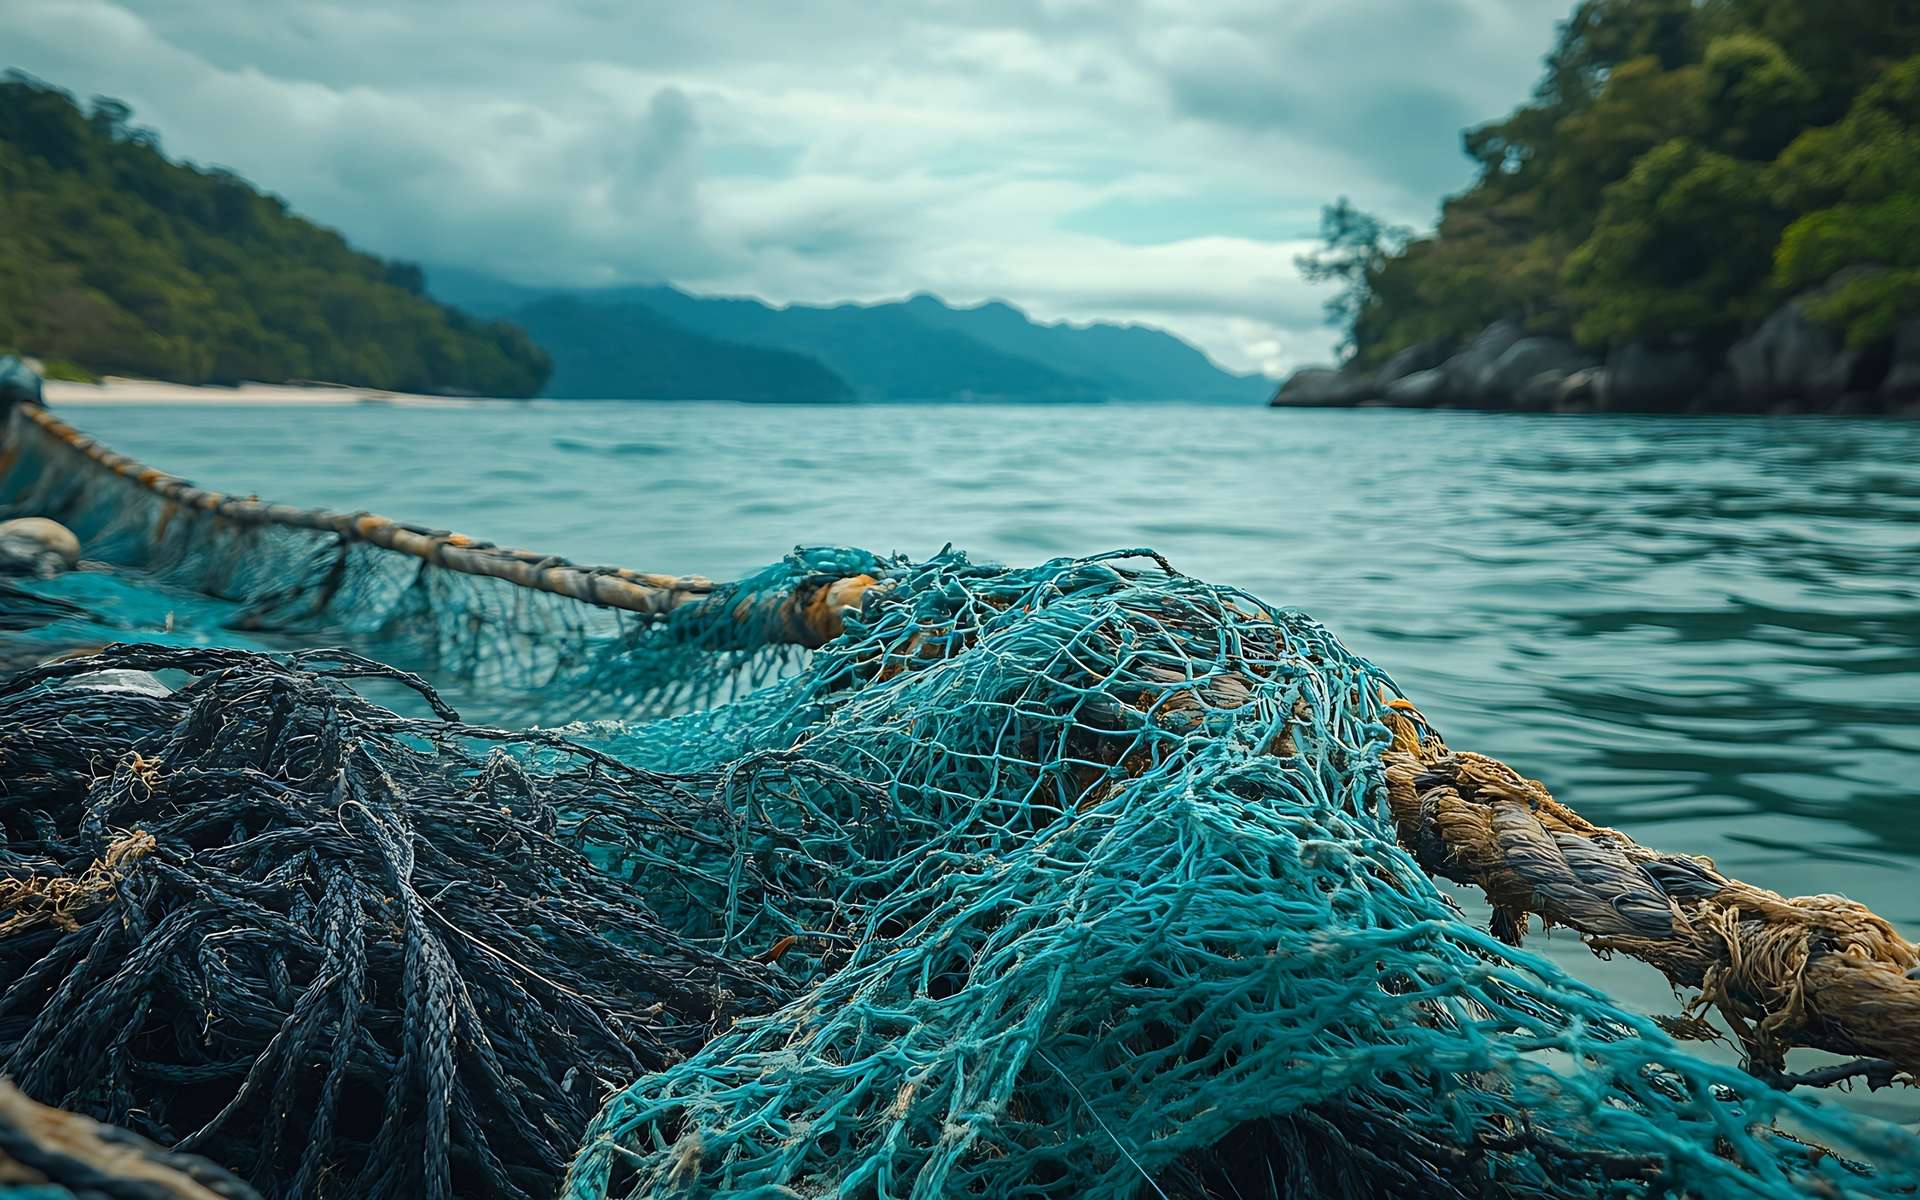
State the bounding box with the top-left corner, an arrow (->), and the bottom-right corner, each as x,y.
0,407 -> 865,716
553,549 -> 1920,1199
5,405 -> 1920,1198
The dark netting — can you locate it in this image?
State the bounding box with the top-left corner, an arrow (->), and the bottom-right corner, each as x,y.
2,404 -> 1919,1200
0,646 -> 880,1200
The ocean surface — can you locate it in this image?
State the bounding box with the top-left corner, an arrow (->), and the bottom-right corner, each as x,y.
23,398 -> 1920,1123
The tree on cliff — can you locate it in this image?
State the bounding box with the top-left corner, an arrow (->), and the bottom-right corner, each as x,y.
0,73 -> 550,397
1311,0 -> 1920,367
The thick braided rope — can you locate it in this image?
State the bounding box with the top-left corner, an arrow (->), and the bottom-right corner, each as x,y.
0,1079 -> 261,1200
1381,702 -> 1920,1074
1,403 -> 877,647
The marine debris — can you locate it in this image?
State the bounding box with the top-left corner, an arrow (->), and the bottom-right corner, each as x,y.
2,399 -> 1918,1199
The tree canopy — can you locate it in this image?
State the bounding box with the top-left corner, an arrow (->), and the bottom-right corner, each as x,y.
0,73 -> 549,397
1315,0 -> 1920,366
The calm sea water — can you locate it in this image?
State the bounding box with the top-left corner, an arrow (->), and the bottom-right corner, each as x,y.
36,398 -> 1920,1122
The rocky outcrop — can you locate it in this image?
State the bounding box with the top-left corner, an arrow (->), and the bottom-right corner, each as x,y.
1440,320 -> 1526,402
1270,273 -> 1916,416
1725,275 -> 1882,409
1270,366 -> 1374,407
1884,318 -> 1920,401
1592,343 -> 1712,411
1383,368 -> 1449,407
1375,337 -> 1455,386
1480,337 -> 1596,407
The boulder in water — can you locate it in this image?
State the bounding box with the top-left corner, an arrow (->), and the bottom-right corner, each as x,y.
1882,317 -> 1920,405
1442,318 -> 1527,402
1482,337 -> 1595,406
1554,367 -> 1608,411
1605,342 -> 1713,411
1728,269 -> 1886,408
1375,337 -> 1455,386
1383,367 -> 1449,407
1269,366 -> 1373,407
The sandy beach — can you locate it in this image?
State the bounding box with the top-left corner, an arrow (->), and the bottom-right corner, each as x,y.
43,377 -> 492,407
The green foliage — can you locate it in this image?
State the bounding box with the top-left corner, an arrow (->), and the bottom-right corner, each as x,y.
1776,198 -> 1920,287
1347,191 -> 1568,366
38,357 -> 96,382
1293,199 -> 1411,357
0,74 -> 549,397
1801,268 -> 1920,348
1310,2 -> 1920,362
1564,139 -> 1783,344
1701,34 -> 1818,159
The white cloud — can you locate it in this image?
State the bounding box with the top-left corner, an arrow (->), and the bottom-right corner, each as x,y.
4,0 -> 1573,376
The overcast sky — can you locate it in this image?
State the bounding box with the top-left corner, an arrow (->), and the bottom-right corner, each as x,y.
7,0 -> 1573,376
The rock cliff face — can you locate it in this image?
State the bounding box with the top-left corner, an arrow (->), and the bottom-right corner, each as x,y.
1272,277 -> 1920,417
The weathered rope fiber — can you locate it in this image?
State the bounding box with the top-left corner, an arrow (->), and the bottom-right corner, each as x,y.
0,403 -> 876,648
0,830 -> 154,940
1382,702 -> 1920,1076
0,1079 -> 263,1200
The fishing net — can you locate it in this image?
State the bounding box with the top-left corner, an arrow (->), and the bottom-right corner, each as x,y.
2,402 -> 1919,1200
0,645 -> 876,1200
0,405 -> 875,716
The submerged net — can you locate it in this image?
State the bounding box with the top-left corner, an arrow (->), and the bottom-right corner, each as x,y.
2,402 -> 1919,1199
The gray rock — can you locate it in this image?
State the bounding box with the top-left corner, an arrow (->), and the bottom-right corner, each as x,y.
1442,319 -> 1527,402
1483,338 -> 1595,406
1376,338 -> 1455,386
1270,366 -> 1372,408
1516,369 -> 1572,411
1729,268 -> 1884,407
1383,368 -> 1450,407
1605,342 -> 1711,411
1556,368 -> 1608,411
1883,318 -> 1920,399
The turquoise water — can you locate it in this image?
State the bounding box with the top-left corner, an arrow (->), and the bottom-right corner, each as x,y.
23,398 -> 1920,1121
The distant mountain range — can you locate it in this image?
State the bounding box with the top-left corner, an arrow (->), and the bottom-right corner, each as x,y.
428,265 -> 1272,404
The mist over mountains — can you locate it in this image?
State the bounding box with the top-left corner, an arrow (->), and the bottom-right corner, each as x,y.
430,266 -> 1273,404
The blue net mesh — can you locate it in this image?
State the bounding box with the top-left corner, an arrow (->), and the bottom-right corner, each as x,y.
3,405 -> 1919,1199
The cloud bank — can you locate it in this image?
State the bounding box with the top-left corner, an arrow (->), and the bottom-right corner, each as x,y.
5,0 -> 1571,375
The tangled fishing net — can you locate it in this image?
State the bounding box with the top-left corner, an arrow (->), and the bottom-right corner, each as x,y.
3,400 -> 1920,1199
0,644 -> 881,1200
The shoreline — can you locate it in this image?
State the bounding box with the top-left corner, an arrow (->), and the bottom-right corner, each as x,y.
43,377 -> 492,407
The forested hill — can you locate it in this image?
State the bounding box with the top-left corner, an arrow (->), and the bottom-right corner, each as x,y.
1283,1 -> 1920,414
0,73 -> 549,397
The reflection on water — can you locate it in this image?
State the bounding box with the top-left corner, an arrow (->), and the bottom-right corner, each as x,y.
33,399 -> 1920,1122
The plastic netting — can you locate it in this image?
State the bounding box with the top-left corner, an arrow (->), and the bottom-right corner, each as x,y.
3,408 -> 1920,1200
0,405 -> 870,717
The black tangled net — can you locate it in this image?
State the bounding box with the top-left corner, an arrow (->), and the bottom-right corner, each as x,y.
0,645 -> 861,1200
